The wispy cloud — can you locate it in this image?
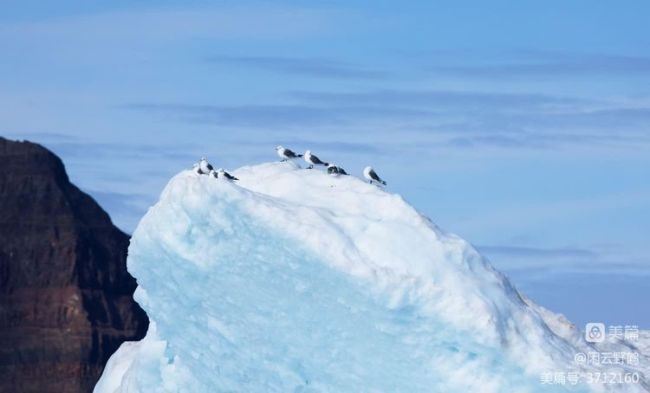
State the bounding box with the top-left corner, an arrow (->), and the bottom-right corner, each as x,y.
2,131 -> 81,143
123,102 -> 431,128
445,131 -> 650,150
457,190 -> 650,236
478,243 -> 650,281
124,88 -> 591,129
289,89 -> 591,112
124,87 -> 650,151
227,137 -> 384,155
45,140 -> 196,161
477,245 -> 597,259
206,55 -> 389,79
428,51 -> 650,78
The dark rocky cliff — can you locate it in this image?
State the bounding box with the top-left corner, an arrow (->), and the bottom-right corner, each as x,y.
0,137 -> 148,392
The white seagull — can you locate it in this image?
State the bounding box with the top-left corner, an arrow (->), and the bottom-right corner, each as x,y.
275,145 -> 303,161
304,150 -> 328,169
363,166 -> 386,185
327,164 -> 349,176
217,168 -> 239,181
198,157 -> 213,174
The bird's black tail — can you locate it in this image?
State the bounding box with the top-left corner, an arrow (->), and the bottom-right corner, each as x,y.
297,154 -> 303,157
381,180 -> 387,185
324,162 -> 329,166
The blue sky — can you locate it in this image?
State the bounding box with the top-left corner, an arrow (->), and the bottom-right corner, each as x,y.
2,0 -> 649,328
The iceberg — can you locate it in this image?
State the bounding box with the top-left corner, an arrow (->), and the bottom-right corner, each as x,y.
96,161 -> 649,392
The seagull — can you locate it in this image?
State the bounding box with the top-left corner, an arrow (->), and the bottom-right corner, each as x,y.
363,166 -> 386,185
327,164 -> 349,176
304,150 -> 328,169
217,168 -> 239,181
199,157 -> 213,174
276,145 -> 303,161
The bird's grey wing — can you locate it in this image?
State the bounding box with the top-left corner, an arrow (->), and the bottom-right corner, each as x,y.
312,155 -> 324,164
207,163 -> 214,171
369,169 -> 381,181
285,149 -> 297,158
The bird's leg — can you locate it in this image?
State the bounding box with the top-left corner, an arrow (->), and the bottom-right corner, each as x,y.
308,165 -> 313,169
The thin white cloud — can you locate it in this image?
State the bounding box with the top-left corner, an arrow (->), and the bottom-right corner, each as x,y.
206,54 -> 389,79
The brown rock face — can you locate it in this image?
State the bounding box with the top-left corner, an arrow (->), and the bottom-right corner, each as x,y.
0,137 -> 148,392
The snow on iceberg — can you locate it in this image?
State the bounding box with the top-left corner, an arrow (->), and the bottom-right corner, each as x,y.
96,161 -> 649,392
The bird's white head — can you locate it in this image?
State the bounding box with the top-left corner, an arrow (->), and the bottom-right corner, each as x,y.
364,166 -> 373,175
305,150 -> 311,156
200,157 -> 207,162
275,145 -> 283,151
217,168 -> 225,175
208,169 -> 217,177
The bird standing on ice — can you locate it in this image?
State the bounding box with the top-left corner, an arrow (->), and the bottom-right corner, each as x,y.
276,146 -> 303,161
327,164 -> 348,176
363,166 -> 386,185
304,150 -> 328,169
217,168 -> 239,181
198,157 -> 213,174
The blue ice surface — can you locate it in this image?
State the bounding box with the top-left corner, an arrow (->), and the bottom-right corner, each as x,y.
125,198 -> 588,392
